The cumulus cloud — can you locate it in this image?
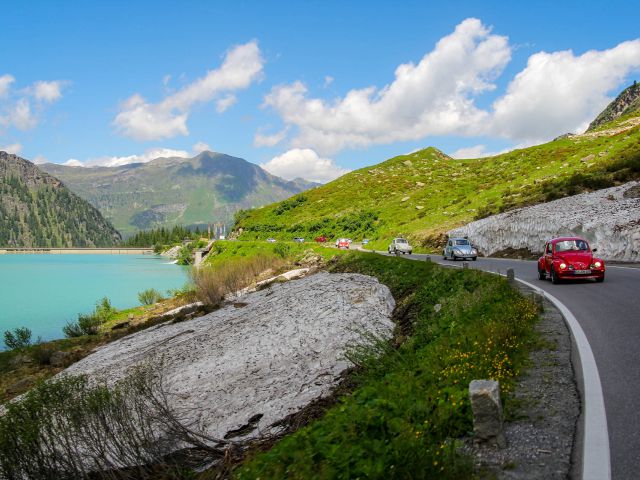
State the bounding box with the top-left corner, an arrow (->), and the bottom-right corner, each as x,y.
259,18 -> 640,156
33,155 -> 49,164
254,126 -> 289,147
32,81 -> 65,102
262,19 -> 510,155
489,40 -> 640,143
323,76 -> 334,88
114,41 -> 264,141
0,142 -> 22,154
192,141 -> 212,153
449,144 -> 513,159
0,75 -> 66,131
0,75 -> 14,97
260,148 -> 350,183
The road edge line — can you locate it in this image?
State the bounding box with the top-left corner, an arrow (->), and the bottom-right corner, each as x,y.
514,277 -> 611,480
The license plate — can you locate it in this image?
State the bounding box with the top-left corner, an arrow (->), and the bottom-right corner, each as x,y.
574,269 -> 591,274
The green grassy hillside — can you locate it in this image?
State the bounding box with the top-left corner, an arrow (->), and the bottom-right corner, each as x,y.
235,113 -> 640,250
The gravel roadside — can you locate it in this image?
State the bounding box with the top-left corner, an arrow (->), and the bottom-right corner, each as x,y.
462,283 -> 580,479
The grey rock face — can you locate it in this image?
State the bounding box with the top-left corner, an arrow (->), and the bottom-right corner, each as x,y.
469,379 -> 506,448
449,181 -> 640,261
63,272 -> 395,445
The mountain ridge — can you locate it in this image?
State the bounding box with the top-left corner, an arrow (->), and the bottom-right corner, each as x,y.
41,151 -> 318,237
0,152 -> 121,247
587,81 -> 640,132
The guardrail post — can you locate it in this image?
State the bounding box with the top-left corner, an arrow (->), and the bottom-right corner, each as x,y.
462,262 -> 468,269
507,268 -> 515,282
425,256 -> 431,262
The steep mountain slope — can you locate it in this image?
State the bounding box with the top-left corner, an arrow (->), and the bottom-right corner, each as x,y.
0,152 -> 121,247
41,152 -> 317,237
587,81 -> 640,132
234,111 -> 640,250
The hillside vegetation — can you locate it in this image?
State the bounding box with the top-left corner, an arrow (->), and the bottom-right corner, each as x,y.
234,111 -> 640,250
42,151 -> 316,237
0,152 -> 121,248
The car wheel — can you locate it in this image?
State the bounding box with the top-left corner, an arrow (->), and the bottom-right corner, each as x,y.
472,257 -> 477,261
443,251 -> 447,259
550,267 -> 560,284
595,276 -> 605,283
538,268 -> 546,280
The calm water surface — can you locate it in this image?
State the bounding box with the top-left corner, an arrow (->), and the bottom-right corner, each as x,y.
0,254 -> 188,342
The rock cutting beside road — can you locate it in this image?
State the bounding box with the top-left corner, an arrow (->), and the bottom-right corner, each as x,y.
449,181 -> 640,261
63,271 -> 395,444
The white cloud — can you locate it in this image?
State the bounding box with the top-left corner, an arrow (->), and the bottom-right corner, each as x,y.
63,159 -> 83,167
215,94 -> 237,113
323,75 -> 334,88
260,148 -> 350,183
114,41 -> 264,141
32,81 -> 65,102
254,126 -> 289,147
0,75 -> 66,130
489,40 -> 640,143
262,19 -> 510,155
0,142 -> 22,154
192,141 -> 211,153
65,147 -> 192,168
259,18 -> 640,156
450,145 -> 490,158
0,74 -> 14,97
33,154 -> 49,164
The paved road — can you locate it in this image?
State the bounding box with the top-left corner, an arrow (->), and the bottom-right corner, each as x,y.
381,251 -> 639,479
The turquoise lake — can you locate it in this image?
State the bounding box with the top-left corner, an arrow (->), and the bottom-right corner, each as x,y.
0,254 -> 188,343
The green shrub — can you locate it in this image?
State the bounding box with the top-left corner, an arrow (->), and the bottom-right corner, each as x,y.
138,288 -> 163,306
176,245 -> 193,265
273,242 -> 291,258
3,327 -> 32,350
62,297 -> 117,338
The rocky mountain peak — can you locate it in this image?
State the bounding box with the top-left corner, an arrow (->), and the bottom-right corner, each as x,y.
587,81 -> 640,132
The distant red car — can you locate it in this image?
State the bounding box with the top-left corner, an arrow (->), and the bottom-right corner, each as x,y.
537,237 -> 605,284
315,236 -> 327,243
336,238 -> 350,249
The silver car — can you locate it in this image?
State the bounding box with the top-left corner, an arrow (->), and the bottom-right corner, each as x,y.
388,238 -> 412,255
443,237 -> 477,261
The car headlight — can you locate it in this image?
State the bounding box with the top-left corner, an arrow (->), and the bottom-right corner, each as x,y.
594,261 -> 602,268
559,263 -> 567,270
454,249 -> 461,254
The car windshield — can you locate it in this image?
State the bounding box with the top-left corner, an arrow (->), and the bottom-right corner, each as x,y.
555,240 -> 589,252
455,239 -> 470,245
396,239 -> 407,244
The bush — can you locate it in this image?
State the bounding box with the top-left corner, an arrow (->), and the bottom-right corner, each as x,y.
3,327 -> 32,350
273,242 -> 291,258
190,255 -> 281,306
0,363 -> 229,479
62,297 -> 117,338
176,245 -> 193,265
138,288 -> 163,306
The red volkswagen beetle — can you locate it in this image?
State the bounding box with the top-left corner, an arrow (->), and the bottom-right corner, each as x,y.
537,237 -> 605,284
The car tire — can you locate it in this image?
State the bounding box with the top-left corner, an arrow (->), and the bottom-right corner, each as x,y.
550,267 -> 560,284
443,251 -> 447,259
595,276 -> 605,283
538,268 -> 546,280
472,257 -> 477,261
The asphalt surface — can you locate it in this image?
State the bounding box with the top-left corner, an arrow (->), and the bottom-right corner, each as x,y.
380,251 -> 639,479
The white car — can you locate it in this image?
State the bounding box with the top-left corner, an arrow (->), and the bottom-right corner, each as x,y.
388,238 -> 412,255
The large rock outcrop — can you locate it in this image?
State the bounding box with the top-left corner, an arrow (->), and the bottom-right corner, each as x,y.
63,271 -> 395,443
449,181 -> 640,261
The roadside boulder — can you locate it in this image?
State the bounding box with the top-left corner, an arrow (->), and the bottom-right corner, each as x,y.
469,379 -> 506,448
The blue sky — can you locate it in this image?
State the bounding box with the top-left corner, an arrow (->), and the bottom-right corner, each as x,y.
1,0 -> 640,182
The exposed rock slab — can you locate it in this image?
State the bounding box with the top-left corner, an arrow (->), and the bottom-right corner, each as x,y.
63,272 -> 395,442
449,181 -> 640,261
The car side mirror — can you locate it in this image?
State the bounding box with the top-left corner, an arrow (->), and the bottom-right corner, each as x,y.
592,248 -> 598,252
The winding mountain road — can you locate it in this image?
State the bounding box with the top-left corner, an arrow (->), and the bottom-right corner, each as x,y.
381,251 -> 639,479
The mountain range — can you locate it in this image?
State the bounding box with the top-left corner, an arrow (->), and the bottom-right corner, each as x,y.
0,152 -> 121,248
41,152 -> 317,237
